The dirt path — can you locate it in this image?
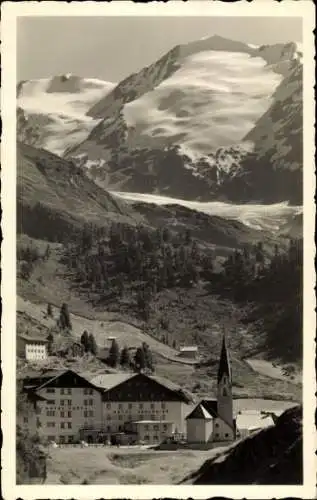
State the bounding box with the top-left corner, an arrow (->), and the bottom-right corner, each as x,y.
245,358 -> 302,385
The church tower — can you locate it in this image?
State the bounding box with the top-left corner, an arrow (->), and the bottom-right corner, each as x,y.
217,334 -> 233,428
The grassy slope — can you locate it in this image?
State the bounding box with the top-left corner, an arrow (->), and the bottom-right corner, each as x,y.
17,142 -> 142,241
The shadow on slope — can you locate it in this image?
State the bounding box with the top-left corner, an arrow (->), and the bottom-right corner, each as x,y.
181,405 -> 302,485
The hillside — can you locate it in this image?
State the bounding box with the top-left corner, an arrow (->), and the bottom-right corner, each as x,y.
63,36 -> 302,204
17,142 -> 141,241
182,405 -> 302,485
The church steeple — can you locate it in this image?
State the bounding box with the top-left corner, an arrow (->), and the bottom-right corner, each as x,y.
217,333 -> 231,384
217,333 -> 233,429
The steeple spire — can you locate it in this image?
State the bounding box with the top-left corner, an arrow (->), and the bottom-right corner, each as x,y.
217,333 -> 231,384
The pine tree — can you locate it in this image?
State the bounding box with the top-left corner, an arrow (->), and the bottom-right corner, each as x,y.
80,330 -> 89,352
59,303 -> 72,330
108,339 -> 120,367
120,346 -> 130,367
134,347 -> 146,372
47,332 -> 54,355
87,333 -> 98,356
47,303 -> 53,317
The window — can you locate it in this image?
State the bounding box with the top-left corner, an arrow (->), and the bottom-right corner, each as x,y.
61,411 -> 65,418
46,388 -> 55,393
154,424 -> 159,431
161,403 -> 166,409
61,422 -> 65,429
68,422 -> 72,429
106,403 -> 111,409
89,399 -> 93,406
144,435 -> 149,441
47,400 -> 55,405
107,425 -> 111,431
144,424 -> 149,431
223,388 -> 228,397
67,400 -> 72,406
118,403 -> 123,410
89,389 -> 93,395
60,436 -> 65,444
48,436 -> 55,442
68,435 -> 74,443
89,411 -> 93,417
84,400 -> 88,406
47,410 -> 55,417
153,435 -> 159,441
215,433 -> 219,438
84,411 -> 88,418
60,400 -> 64,406
128,403 -> 132,409
68,411 -> 72,418
83,388 -> 88,395
225,433 -> 229,438
215,423 -> 219,428
61,388 -> 65,395
23,417 -> 28,423
67,388 -> 72,395
106,414 -> 111,420
150,403 -> 155,409
139,403 -> 143,409
47,422 -> 55,428
118,415 -> 122,421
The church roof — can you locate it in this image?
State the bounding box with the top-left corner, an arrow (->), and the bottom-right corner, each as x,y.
186,403 -> 214,420
217,334 -> 232,383
201,399 -> 218,418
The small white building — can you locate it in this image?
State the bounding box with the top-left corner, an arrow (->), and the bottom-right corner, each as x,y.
126,419 -> 175,444
235,411 -> 276,439
179,346 -> 198,359
18,334 -> 48,361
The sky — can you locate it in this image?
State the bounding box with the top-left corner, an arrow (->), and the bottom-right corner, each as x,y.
17,16 -> 303,83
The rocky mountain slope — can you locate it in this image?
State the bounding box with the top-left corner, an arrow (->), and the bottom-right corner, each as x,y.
182,405 -> 302,485
61,36 -> 302,204
17,142 -> 141,241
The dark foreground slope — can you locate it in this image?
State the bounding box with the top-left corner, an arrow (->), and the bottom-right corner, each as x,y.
182,405 -> 302,485
17,142 -> 141,242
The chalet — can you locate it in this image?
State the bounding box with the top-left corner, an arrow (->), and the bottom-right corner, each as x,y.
90,372 -> 193,439
17,334 -> 48,361
186,335 -> 236,444
22,369 -> 104,444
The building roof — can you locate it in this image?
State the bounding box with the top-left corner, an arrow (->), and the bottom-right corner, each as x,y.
236,411 -> 275,431
132,420 -> 174,424
217,334 -> 232,384
186,403 -> 214,420
19,334 -> 48,343
180,346 -> 198,352
89,373 -> 133,390
201,399 -> 219,418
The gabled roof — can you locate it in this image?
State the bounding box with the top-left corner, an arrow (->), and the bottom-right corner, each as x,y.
19,334 -> 48,343
217,334 -> 232,384
201,399 -> 218,418
34,369 -> 103,392
186,403 -> 213,420
90,373 -> 133,390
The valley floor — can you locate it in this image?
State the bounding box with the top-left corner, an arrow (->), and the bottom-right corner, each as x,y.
46,446 -> 223,484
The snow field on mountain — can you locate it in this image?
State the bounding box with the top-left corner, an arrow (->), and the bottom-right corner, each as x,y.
123,50 -> 283,157
18,76 -> 115,154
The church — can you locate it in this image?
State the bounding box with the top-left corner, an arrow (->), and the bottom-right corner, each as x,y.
186,335 -> 236,444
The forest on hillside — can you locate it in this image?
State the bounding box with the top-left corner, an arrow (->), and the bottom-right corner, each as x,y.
53,222 -> 303,364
